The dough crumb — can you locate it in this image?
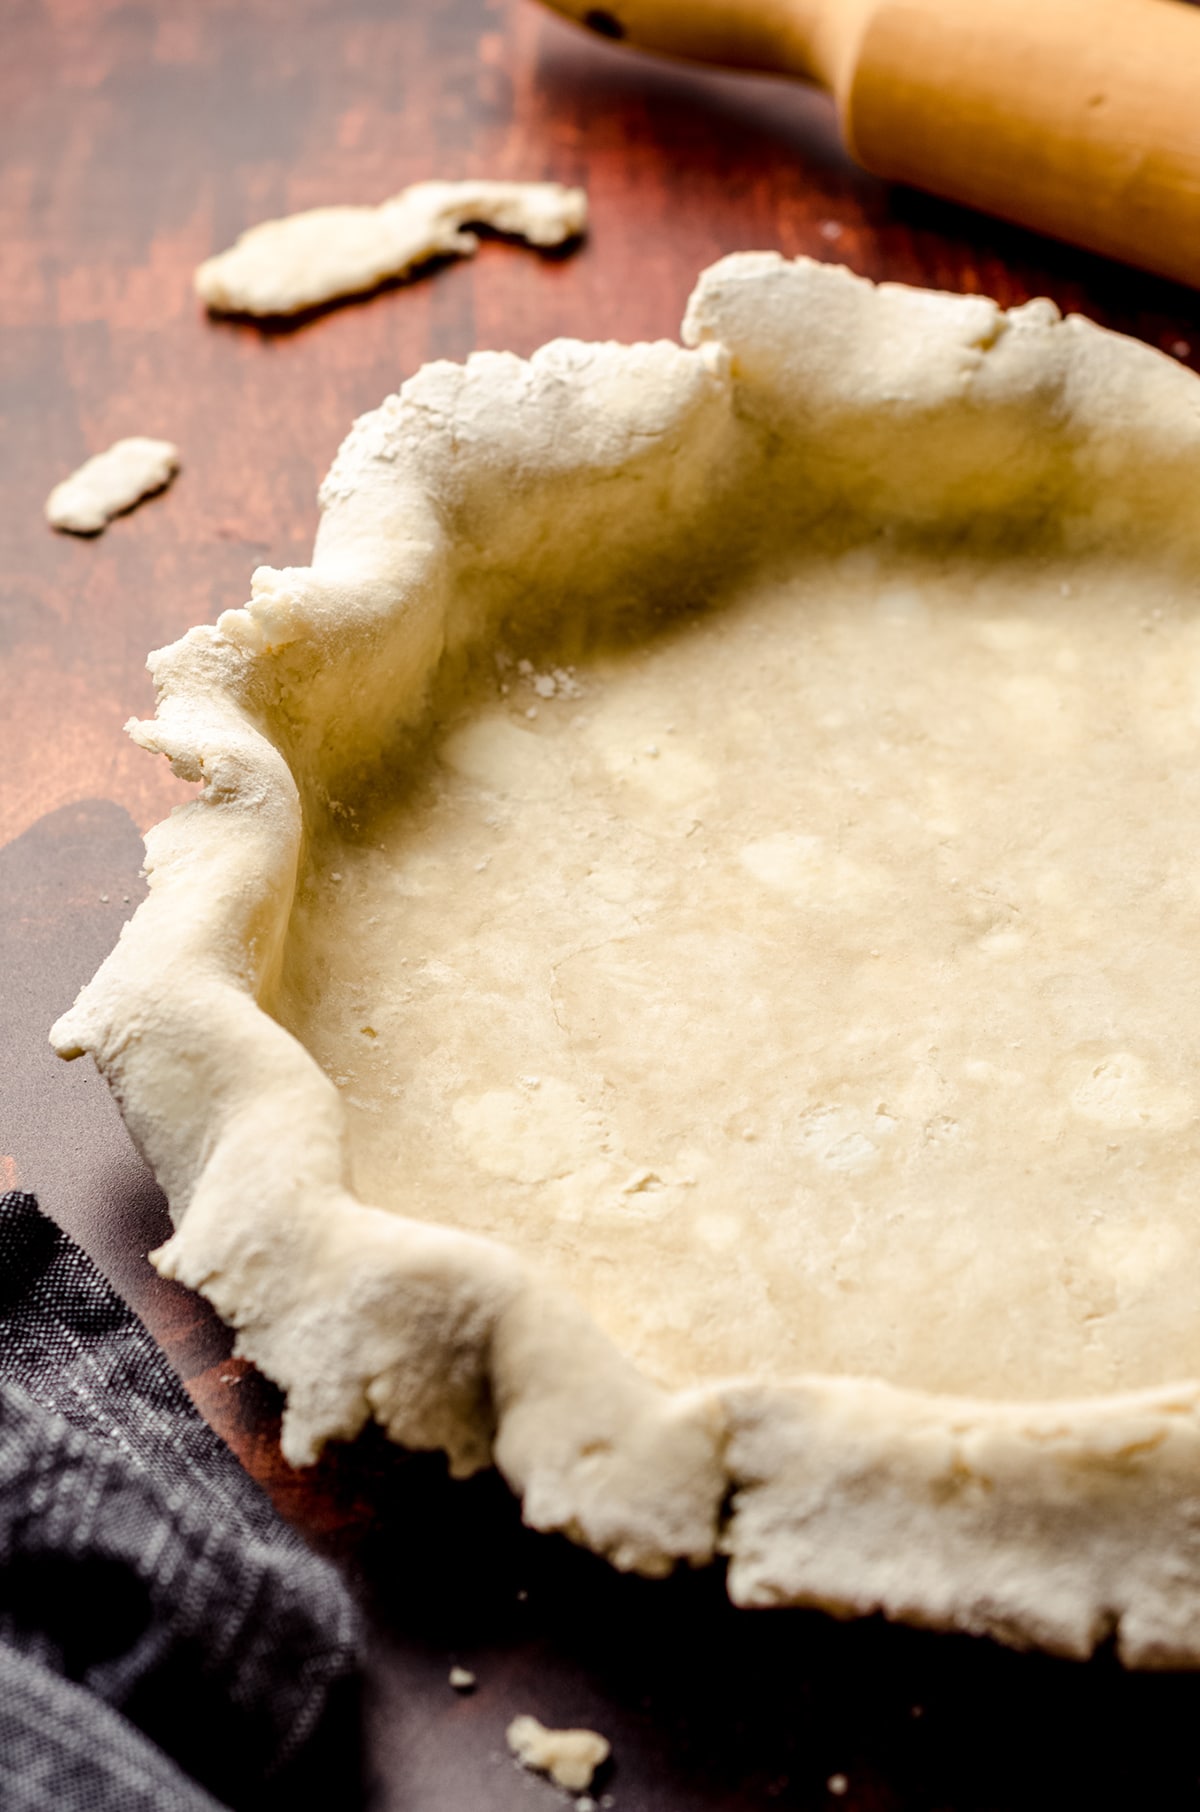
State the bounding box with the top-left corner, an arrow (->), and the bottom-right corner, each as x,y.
195,179 -> 588,317
506,1715 -> 610,1793
448,1665 -> 476,1692
521,664 -> 583,701
46,438 -> 179,535
827,1773 -> 849,1796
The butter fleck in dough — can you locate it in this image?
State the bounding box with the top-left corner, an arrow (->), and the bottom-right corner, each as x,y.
195,180 -> 587,317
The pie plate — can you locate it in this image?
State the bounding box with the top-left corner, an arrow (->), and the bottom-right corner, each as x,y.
54,255 -> 1200,1665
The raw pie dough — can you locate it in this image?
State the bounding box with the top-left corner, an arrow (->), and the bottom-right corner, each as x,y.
53,256 -> 1200,1665
46,437 -> 179,534
195,180 -> 587,317
280,548 -> 1200,1405
506,1716 -> 610,1792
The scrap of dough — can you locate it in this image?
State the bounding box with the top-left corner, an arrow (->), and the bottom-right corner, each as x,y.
194,179 -> 588,317
448,1665 -> 476,1691
45,438 -> 179,535
506,1715 -> 611,1793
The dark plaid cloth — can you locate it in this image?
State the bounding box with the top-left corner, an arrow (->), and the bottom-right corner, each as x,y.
0,1190 -> 362,1812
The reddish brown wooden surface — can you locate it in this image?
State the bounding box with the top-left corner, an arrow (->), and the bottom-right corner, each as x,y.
6,2 -> 1200,1807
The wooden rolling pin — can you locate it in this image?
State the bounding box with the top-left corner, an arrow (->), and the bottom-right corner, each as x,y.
535,0 -> 1200,290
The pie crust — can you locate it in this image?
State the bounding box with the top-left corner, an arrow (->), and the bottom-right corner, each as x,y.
53,256 -> 1200,1665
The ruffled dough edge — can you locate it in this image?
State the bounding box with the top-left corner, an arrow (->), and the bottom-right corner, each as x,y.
51,255 -> 1200,1664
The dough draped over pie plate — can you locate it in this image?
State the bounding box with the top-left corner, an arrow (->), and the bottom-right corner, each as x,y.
52,255 -> 1200,1664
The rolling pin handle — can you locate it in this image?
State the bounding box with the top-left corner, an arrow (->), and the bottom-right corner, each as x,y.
845,0 -> 1200,291
536,0 -> 852,86
535,0 -> 1200,291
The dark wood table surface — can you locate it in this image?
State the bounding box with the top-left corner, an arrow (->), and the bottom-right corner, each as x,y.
7,2 -> 1200,1807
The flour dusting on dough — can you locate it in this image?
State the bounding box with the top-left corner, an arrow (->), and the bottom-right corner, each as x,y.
195,179 -> 588,316
506,1715 -> 610,1793
45,438 -> 179,535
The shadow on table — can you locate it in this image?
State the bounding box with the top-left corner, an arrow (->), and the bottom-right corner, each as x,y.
295,1422 -> 1200,1812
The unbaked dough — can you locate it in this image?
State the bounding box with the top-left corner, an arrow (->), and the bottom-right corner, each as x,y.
506,1715 -> 610,1792
52,255 -> 1200,1665
277,545 -> 1200,1405
45,437 -> 179,534
194,180 -> 587,316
